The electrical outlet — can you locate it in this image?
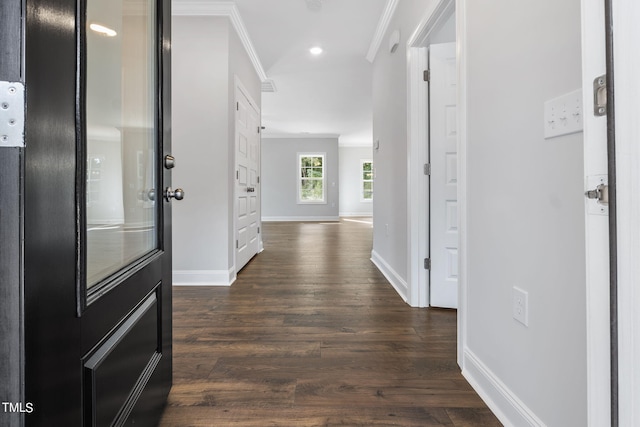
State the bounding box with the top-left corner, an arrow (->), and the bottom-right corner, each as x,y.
512,287 -> 529,326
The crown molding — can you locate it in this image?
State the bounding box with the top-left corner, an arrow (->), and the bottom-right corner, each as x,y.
365,0 -> 399,63
172,0 -> 269,84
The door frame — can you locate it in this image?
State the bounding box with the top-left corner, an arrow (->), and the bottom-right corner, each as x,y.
582,0 -> 617,424
406,0 -> 456,310
611,1 -> 640,425
0,0 -> 24,424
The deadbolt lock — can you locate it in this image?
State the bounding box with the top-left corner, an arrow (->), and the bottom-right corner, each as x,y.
164,155 -> 175,169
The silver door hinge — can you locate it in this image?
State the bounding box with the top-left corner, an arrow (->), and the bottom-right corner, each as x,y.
236,102 -> 239,111
424,163 -> 431,176
257,176 -> 260,184
236,170 -> 239,179
0,82 -> 25,148
423,70 -> 430,82
424,258 -> 431,270
236,240 -> 239,249
593,74 -> 606,116
257,126 -> 260,134
257,227 -> 260,234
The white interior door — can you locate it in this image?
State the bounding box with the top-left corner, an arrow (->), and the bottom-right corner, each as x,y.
429,42 -> 458,308
235,84 -> 261,272
581,0 -> 611,425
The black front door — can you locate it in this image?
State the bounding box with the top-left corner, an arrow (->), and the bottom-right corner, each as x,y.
23,0 -> 173,424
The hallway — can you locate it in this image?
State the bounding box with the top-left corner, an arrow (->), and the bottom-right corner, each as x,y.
159,219 -> 500,426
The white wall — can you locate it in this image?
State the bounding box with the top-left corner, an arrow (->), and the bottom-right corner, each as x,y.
372,0 -> 587,425
463,1 -> 586,425
339,146 -> 373,217
172,16 -> 260,285
371,0 -> 436,295
262,137 -> 339,221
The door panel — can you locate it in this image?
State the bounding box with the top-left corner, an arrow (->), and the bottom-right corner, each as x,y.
235,82 -> 261,271
429,42 -> 458,308
23,0 -> 173,424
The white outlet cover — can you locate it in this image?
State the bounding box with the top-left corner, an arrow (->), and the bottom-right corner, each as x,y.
544,89 -> 583,139
512,287 -> 529,326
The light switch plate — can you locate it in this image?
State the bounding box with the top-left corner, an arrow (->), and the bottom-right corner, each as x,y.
544,89 -> 583,139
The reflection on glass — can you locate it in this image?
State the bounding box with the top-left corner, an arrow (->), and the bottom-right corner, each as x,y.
86,0 -> 157,288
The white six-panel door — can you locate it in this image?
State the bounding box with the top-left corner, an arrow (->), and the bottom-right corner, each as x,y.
429,42 -> 458,308
235,83 -> 261,272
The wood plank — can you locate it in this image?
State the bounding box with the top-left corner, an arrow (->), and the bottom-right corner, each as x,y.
160,219 -> 501,426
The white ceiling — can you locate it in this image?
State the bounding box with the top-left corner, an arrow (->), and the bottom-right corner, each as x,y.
233,0 -> 388,146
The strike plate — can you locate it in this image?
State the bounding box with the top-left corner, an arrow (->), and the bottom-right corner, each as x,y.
0,81 -> 25,148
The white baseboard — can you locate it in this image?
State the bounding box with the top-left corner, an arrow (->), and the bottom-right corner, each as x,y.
462,349 -> 546,427
261,216 -> 340,222
173,268 -> 236,287
339,212 -> 373,217
370,250 -> 408,302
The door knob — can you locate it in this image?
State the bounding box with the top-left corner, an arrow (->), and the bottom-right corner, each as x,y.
164,187 -> 185,202
246,187 -> 255,193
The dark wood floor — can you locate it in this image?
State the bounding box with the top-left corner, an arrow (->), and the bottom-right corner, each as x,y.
159,219 -> 501,426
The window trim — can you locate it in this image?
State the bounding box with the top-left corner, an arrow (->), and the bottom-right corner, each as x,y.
297,152 -> 327,204
360,159 -> 373,202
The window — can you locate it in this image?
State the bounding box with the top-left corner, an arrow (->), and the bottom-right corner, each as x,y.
361,160 -> 373,201
298,153 -> 326,203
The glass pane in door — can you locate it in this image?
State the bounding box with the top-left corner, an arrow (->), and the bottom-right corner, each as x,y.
85,0 -> 157,288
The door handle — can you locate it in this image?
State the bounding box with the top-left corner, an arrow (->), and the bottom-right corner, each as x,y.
246,187 -> 255,193
164,187 -> 185,202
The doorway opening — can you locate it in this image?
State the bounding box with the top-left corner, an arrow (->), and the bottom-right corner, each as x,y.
407,0 -> 458,309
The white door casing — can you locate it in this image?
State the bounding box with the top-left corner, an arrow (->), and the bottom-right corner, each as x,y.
429,42 -> 458,309
406,0 -> 456,309
235,81 -> 261,272
581,0 -> 611,425
612,1 -> 640,424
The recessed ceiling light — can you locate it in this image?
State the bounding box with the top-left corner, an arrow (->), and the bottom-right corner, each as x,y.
310,46 -> 323,55
89,23 -> 117,37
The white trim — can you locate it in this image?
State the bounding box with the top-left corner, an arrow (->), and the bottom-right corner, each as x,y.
406,0 -> 456,309
339,212 -> 373,218
463,350 -> 547,427
455,0 -> 469,371
172,1 -> 268,82
262,133 -> 340,140
365,0 -> 400,63
406,46 -> 429,308
173,268 -> 236,286
407,0 -> 456,47
370,250 -> 408,303
297,152 -> 327,204
614,1 -> 640,424
580,0 -> 611,425
261,216 -> 339,222
360,159 -> 374,202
